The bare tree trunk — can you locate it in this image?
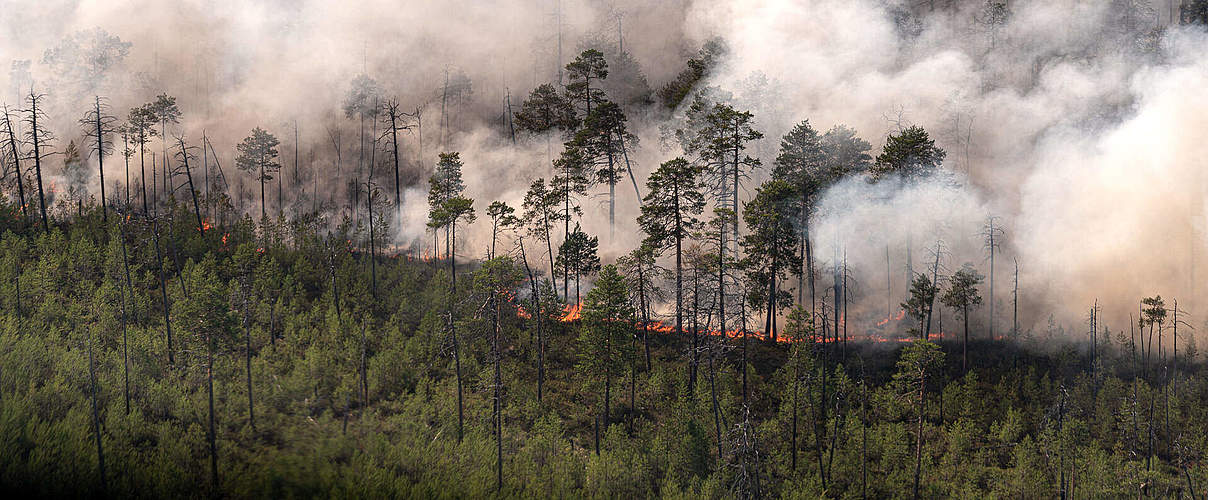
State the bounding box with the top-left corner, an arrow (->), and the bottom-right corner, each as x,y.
28,94 -> 49,231
94,97 -> 109,222
177,137 -> 205,237
963,304 -> 969,373
638,262 -> 651,371
519,238 -> 544,403
207,329 -> 219,493
243,294 -> 255,432
2,106 -> 28,224
152,217 -> 173,364
451,220 -> 464,442
493,290 -> 503,492
86,326 -> 108,495
791,347 -> 800,472
119,222 -> 134,414
913,372 -> 925,500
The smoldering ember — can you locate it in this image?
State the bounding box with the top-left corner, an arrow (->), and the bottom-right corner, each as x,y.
2,0 -> 1208,498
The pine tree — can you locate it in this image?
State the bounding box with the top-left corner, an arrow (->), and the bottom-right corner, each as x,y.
893,339 -> 944,500
902,274 -> 939,339
126,104 -> 158,214
940,263 -> 984,373
740,179 -> 800,342
78,96 -> 117,221
234,128 -> 281,221
520,178 -> 563,297
638,157 -> 705,371
427,152 -> 475,442
870,125 -> 945,181
577,264 -> 634,452
554,224 -> 600,304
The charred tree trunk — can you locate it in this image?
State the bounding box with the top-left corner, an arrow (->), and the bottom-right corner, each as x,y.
913,371 -> 925,500
152,217 -> 173,364
637,263 -> 651,371
519,238 -> 544,403
86,326 -> 108,495
493,289 -> 503,492
140,138 -> 149,214
690,267 -> 699,395
207,326 -> 219,493
119,223 -> 133,414
1,106 -> 27,224
451,220 -> 464,442
177,137 -> 205,237
27,94 -> 49,231
243,294 -> 255,432
963,304 -> 969,373
93,97 -> 109,222
790,347 -> 800,473
367,186 -> 378,299
674,182 -> 685,396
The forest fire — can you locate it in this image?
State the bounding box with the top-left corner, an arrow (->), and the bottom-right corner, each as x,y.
540,301 -> 919,344
559,302 -> 582,322
200,218 -> 213,231
876,309 -> 907,327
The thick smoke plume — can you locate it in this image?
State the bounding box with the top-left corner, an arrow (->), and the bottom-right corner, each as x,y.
2,0 -> 1206,341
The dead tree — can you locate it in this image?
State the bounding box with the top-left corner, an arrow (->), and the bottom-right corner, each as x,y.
174,136 -> 205,236
380,99 -> 412,220
517,236 -> 544,403
1,105 -> 28,224
923,240 -> 948,340
23,90 -> 54,231
80,96 -> 118,222
982,216 -> 1003,339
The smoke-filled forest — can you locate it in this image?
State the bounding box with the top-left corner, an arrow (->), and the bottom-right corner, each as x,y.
3,0 -> 1208,498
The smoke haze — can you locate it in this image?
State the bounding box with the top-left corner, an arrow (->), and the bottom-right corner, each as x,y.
2,0 -> 1206,341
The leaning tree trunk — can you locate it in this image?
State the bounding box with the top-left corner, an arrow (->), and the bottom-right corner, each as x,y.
207,328 -> 219,492
178,138 -> 205,237
119,223 -> 134,414
86,325 -> 108,495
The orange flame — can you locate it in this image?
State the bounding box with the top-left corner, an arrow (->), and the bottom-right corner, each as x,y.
559,302 -> 582,322
875,309 -> 907,327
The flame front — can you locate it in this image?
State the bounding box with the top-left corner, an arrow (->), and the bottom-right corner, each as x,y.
559,302 -> 582,322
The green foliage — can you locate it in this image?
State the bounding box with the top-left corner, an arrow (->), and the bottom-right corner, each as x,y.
658,37 -> 728,110
1187,0 -> 1208,25
739,179 -> 800,313
513,83 -> 577,136
941,263 -> 985,318
902,273 -> 939,336
234,128 -> 281,185
564,49 -> 609,114
870,125 -> 946,181
2,200 -> 1208,499
554,225 -> 599,301
638,157 -> 705,253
